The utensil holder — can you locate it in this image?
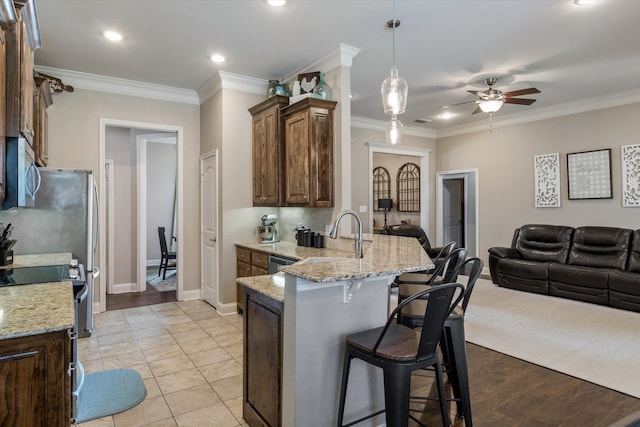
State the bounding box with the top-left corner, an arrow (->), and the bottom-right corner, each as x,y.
0,250 -> 14,266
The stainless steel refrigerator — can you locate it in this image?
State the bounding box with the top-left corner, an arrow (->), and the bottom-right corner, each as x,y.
0,168 -> 99,337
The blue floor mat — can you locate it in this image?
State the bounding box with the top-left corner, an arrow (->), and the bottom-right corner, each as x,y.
76,368 -> 147,423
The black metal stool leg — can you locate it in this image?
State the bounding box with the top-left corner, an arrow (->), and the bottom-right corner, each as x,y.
445,317 -> 472,427
337,350 -> 353,427
383,364 -> 412,427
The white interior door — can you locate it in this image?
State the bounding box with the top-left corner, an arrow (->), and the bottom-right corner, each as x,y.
201,152 -> 218,307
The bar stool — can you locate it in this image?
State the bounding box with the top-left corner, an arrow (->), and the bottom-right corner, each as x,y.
337,283 -> 464,427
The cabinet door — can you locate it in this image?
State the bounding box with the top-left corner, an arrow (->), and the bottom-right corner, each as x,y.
18,12 -> 34,145
252,108 -> 280,205
285,111 -> 311,205
33,79 -> 50,167
0,24 -> 6,201
236,260 -> 252,313
0,330 -> 71,427
309,108 -> 334,207
243,290 -> 283,426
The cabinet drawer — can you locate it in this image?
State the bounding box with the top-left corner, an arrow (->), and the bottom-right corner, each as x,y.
237,247 -> 251,264
252,265 -> 269,276
252,251 -> 269,270
237,261 -> 252,278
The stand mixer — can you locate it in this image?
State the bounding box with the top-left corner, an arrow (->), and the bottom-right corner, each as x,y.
256,214 -> 279,243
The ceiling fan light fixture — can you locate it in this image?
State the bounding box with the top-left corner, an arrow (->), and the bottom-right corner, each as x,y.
479,99 -> 504,113
386,115 -> 403,145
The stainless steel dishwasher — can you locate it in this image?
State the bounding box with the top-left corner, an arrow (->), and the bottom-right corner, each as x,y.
268,255 -> 296,274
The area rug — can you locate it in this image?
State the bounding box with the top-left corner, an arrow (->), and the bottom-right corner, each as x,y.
464,278 -> 640,398
76,368 -> 147,423
146,268 -> 176,292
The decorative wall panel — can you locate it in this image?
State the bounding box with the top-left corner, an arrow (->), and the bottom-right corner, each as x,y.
534,153 -> 560,207
622,144 -> 640,207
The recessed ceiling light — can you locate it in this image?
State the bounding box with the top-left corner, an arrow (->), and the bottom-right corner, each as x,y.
573,0 -> 598,5
268,0 -> 286,6
440,112 -> 455,120
103,30 -> 123,42
210,54 -> 226,63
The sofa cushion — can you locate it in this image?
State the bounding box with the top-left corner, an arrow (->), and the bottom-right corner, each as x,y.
497,259 -> 550,294
515,224 -> 574,263
568,226 -> 632,270
548,263 -> 609,305
628,230 -> 640,273
609,269 -> 640,312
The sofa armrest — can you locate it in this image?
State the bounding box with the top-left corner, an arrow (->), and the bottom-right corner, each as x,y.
488,246 -> 520,259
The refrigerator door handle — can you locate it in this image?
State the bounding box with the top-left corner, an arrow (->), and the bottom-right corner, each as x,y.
93,180 -> 99,254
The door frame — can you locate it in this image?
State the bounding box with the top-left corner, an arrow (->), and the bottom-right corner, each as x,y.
99,119 -> 184,313
137,133 -> 177,293
436,169 -> 479,258
367,142 -> 430,231
200,150 -> 220,308
105,159 -> 115,294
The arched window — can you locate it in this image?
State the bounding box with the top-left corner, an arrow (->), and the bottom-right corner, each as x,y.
373,166 -> 391,211
397,163 -> 420,212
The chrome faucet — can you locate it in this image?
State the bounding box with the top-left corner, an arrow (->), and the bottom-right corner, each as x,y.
329,210 -> 363,258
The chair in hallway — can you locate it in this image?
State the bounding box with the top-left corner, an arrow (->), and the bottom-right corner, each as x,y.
337,283 -> 464,427
157,226 -> 177,280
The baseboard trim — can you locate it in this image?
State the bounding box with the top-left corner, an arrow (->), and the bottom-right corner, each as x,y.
216,302 -> 239,316
180,289 -> 201,301
110,282 -> 137,294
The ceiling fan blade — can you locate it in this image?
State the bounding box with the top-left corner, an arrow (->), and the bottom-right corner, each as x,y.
504,87 -> 540,97
504,98 -> 537,105
471,106 -> 483,114
442,100 -> 479,109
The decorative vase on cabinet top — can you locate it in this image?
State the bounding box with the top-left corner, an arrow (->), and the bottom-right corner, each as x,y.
312,72 -> 332,100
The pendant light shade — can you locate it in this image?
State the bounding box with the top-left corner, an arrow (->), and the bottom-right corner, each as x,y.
381,66 -> 408,115
479,99 -> 504,113
381,0 -> 408,118
385,116 -> 403,145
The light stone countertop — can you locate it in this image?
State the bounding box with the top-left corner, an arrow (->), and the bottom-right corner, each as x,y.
237,234 -> 432,298
0,252 -> 73,270
237,273 -> 285,303
0,281 -> 75,340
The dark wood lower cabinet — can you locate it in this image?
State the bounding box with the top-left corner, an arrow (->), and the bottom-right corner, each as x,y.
243,286 -> 283,427
0,329 -> 71,426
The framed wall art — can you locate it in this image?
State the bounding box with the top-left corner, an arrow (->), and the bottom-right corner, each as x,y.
567,149 -> 612,200
534,153 -> 560,207
297,71 -> 321,94
621,143 -> 640,207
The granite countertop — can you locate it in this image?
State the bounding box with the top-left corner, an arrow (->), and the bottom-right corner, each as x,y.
0,252 -> 73,270
237,234 -> 432,300
237,273 -> 285,302
0,281 -> 75,340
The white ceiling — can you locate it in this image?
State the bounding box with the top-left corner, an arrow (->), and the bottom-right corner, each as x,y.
34,0 -> 640,132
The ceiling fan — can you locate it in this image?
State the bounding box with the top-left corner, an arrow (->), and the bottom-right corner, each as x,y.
444,78 -> 541,114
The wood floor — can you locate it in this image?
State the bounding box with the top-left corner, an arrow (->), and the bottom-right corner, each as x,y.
106,285 -> 176,311
409,343 -> 640,426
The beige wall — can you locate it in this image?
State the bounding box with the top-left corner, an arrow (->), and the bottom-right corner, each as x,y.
147,141 -> 177,262
201,88 -> 265,306
436,102 -> 640,264
351,127 -> 437,234
46,89 -> 200,306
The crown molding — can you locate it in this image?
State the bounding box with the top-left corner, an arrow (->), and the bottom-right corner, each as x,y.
34,65 -> 200,105
352,116 -> 436,139
436,88 -> 640,138
197,71 -> 267,103
283,44 -> 361,82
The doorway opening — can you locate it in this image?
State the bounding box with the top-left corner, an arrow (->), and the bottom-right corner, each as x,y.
99,119 -> 184,312
436,170 -> 479,258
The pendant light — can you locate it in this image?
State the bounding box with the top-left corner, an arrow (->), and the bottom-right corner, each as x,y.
381,0 -> 407,116
381,0 -> 408,145
385,115 -> 403,145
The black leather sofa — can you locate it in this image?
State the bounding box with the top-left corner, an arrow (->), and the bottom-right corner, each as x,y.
488,224 -> 640,312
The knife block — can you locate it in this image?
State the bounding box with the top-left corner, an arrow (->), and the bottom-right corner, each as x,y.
0,250 -> 13,266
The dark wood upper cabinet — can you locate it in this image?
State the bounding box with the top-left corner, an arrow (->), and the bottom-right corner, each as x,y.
5,0 -> 40,145
248,95 -> 289,207
282,97 -> 336,207
33,76 -> 51,166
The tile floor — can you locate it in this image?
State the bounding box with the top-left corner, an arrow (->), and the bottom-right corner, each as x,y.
78,300 -> 247,427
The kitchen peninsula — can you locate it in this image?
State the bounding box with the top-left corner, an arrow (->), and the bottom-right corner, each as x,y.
237,234 -> 433,427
